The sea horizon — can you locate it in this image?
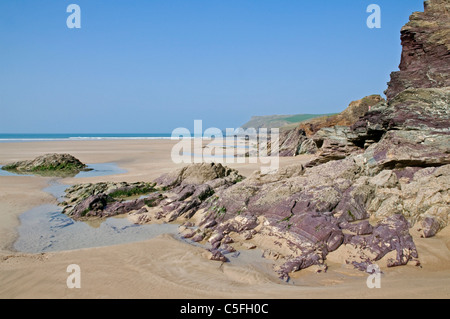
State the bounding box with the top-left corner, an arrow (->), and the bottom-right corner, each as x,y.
0,133 -> 173,142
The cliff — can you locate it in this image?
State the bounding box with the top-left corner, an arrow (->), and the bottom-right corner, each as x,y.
385,0 -> 450,100
240,113 -> 330,131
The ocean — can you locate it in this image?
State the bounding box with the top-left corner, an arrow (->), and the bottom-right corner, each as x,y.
0,133 -> 173,143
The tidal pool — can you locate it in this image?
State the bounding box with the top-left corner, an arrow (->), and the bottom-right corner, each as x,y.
13,204 -> 179,253
8,162 -> 179,253
0,162 -> 126,178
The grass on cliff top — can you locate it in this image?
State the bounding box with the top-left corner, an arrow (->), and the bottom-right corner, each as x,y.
282,113 -> 335,124
279,113 -> 337,131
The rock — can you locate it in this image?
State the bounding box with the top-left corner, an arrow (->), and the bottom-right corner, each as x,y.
352,88 -> 450,174
242,242 -> 256,250
275,95 -> 384,159
369,170 -> 398,188
276,251 -> 323,281
306,126 -> 363,166
346,214 -> 419,268
104,198 -> 148,218
221,244 -> 236,253
298,95 -> 384,137
277,128 -> 307,157
61,182 -> 160,217
419,216 -> 441,238
209,249 -> 228,262
243,231 -> 253,240
222,235 -> 234,244
333,177 -> 374,222
67,194 -> 109,218
297,138 -> 319,155
340,220 -> 373,235
208,232 -> 224,246
154,163 -> 244,188
385,0 -> 450,100
367,165 -> 450,228
2,153 -> 88,176
191,232 -> 205,242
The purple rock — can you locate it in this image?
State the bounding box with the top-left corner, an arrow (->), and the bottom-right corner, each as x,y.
421,217 -> 441,238
209,249 -> 228,262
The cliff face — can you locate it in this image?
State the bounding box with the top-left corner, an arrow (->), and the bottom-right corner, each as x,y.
274,95 -> 383,158
298,95 -> 384,137
385,0 -> 450,100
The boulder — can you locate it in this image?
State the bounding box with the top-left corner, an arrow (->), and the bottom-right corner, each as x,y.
2,153 -> 88,176
154,163 -> 243,188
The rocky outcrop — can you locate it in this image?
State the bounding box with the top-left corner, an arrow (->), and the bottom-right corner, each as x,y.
352,87 -> 450,173
298,95 -> 384,137
305,126 -> 363,166
385,0 -> 450,100
154,163 -> 243,188
62,164 -> 243,221
278,128 -> 307,157
1,153 -> 88,176
61,181 -> 158,218
59,158 -> 447,280
276,95 -> 384,158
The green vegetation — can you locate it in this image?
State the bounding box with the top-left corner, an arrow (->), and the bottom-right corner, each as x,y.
240,113 -> 335,131
30,162 -> 84,172
211,205 -> 227,217
108,184 -> 156,199
280,213 -> 293,223
216,206 -> 227,217
234,177 -> 244,184
282,114 -> 335,124
144,197 -> 159,207
198,188 -> 215,201
347,210 -> 355,220
2,164 -> 18,170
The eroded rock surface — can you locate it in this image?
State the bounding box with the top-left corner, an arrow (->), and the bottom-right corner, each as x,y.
385,0 -> 450,100
2,153 -> 88,176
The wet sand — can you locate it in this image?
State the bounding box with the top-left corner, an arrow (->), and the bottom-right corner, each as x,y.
0,140 -> 449,299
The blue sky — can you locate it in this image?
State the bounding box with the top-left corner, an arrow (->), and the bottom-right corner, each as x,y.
0,0 -> 425,133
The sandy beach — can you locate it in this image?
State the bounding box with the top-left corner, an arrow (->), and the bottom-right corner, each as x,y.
0,139 -> 449,299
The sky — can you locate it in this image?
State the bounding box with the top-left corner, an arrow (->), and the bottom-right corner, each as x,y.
0,0 -> 425,133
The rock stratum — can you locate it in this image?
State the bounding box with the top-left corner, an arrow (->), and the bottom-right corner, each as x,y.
60,0 -> 449,281
385,0 -> 450,100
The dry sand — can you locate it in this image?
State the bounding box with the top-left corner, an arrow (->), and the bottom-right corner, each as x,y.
0,140 -> 449,299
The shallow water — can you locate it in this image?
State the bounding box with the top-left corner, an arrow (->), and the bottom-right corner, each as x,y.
13,204 -> 179,253
9,162 -> 180,253
74,163 -> 127,178
0,162 -> 126,178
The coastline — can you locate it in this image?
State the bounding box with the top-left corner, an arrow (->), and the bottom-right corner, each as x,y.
0,139 -> 449,299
